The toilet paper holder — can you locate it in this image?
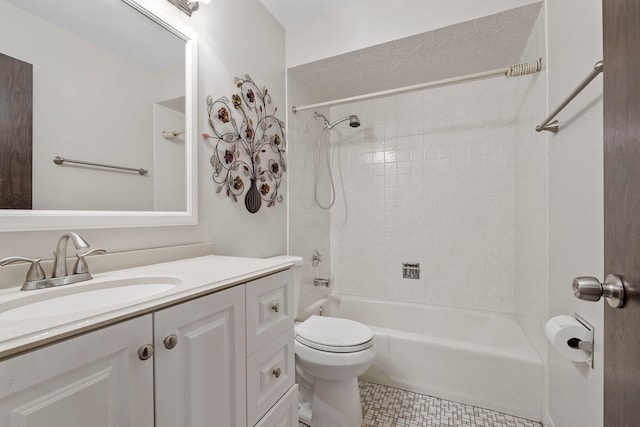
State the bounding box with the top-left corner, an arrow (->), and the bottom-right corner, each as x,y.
572,313 -> 595,368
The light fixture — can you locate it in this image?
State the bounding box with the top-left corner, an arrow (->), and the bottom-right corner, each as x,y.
166,0 -> 210,16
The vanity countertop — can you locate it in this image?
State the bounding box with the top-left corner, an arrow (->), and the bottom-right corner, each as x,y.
0,255 -> 293,359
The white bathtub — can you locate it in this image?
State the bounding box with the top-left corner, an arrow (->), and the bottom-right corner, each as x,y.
304,294 -> 542,421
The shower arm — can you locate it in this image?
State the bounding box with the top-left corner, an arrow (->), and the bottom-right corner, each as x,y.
325,116 -> 352,129
313,112 -> 356,130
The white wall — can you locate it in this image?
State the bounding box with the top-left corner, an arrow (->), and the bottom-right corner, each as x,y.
513,6 -> 548,365
0,0 -> 286,265
286,0 -> 541,67
154,66 -> 185,105
546,0 -> 604,426
188,0 -> 286,257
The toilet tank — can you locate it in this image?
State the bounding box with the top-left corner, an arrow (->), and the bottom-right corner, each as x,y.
266,255 -> 303,316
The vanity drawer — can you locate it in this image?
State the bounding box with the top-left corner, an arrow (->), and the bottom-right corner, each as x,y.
254,384 -> 298,427
246,269 -> 294,355
246,327 -> 295,426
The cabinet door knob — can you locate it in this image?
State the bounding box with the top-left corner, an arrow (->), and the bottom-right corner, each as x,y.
164,334 -> 179,349
272,368 -> 281,378
271,303 -> 280,313
138,344 -> 154,360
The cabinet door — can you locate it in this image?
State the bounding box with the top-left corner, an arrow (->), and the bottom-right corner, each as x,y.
0,315 -> 154,427
154,285 -> 246,427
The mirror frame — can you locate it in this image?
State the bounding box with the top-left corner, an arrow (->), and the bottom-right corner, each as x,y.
0,0 -> 198,231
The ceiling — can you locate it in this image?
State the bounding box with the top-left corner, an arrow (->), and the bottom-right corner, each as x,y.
259,0 -> 366,27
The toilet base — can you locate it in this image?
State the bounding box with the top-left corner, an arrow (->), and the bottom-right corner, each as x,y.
298,401 -> 312,425
298,376 -> 362,427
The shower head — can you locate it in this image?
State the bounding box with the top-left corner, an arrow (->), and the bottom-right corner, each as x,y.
314,112 -> 361,130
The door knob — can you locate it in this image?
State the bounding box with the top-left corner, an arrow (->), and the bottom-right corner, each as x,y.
572,274 -> 625,308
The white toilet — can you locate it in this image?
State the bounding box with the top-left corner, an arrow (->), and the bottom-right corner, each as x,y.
282,256 -> 376,427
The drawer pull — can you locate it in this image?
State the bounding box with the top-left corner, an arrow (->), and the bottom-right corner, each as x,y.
138,344 -> 154,361
271,303 -> 280,313
164,334 -> 178,349
272,368 -> 281,378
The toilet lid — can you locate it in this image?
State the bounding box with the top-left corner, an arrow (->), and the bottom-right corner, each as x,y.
295,315 -> 374,353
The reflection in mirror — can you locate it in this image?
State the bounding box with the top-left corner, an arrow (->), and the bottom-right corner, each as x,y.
0,0 -> 189,213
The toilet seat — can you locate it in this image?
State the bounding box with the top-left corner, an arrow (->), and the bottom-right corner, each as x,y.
296,315 -> 374,353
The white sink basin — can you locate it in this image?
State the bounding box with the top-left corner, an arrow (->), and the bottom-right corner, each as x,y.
0,277 -> 179,321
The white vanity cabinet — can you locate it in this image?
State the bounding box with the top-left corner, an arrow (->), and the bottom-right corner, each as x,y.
0,285 -> 246,427
0,315 -> 155,427
154,285 -> 246,427
0,267 -> 298,427
245,270 -> 298,427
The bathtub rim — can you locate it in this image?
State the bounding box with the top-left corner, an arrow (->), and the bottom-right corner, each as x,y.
301,292 -> 543,363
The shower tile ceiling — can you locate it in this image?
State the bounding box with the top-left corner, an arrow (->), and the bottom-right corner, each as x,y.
288,2 -> 543,106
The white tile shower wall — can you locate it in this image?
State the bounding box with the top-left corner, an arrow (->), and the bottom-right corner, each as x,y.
329,78 -> 523,312
288,106 -> 332,311
513,7 -> 548,359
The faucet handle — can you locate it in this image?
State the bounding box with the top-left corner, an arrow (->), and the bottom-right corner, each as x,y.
73,249 -> 107,275
0,257 -> 46,282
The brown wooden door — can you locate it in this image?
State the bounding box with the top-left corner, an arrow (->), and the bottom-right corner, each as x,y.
0,52 -> 32,209
603,0 -> 640,425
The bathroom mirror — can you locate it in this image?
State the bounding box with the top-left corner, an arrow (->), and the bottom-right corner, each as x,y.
0,0 -> 198,230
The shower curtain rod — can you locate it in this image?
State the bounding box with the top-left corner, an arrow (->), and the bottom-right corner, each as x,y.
292,58 -> 542,114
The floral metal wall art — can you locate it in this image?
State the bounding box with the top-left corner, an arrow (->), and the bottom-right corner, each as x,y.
204,74 -> 286,213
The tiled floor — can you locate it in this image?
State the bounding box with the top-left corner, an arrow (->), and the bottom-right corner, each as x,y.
299,381 -> 542,427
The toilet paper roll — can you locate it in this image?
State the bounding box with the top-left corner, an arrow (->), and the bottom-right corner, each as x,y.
545,315 -> 592,363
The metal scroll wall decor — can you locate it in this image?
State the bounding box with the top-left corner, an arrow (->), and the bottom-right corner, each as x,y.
204,74 -> 286,213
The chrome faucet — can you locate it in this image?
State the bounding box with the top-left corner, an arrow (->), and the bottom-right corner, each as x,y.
52,232 -> 90,278
0,232 -> 106,291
